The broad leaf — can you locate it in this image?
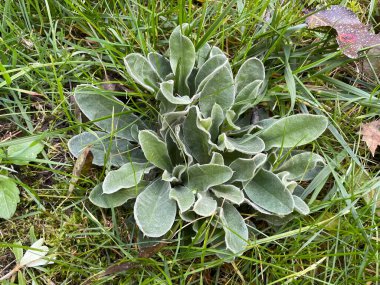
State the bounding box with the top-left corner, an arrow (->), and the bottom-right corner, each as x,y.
7,140 -> 44,165
211,185 -> 244,205
218,134 -> 265,155
244,169 -> 294,216
233,80 -> 263,116
68,132 -> 142,166
139,130 -> 173,171
169,24 -> 196,96
210,46 -> 225,57
274,152 -> 325,180
162,164 -> 186,183
220,203 -> 248,254
160,110 -> 188,134
223,110 -> 241,132
196,43 -> 211,68
159,80 -> 192,105
124,53 -> 160,92
235,57 -> 265,95
199,65 -> 235,117
148,52 -> 172,80
193,193 -> 217,217
169,186 -> 195,213
134,180 -> 177,237
259,114 -> 328,150
183,106 -> 212,164
293,195 -> 310,215
170,125 -> 194,166
0,176 -> 19,219
210,103 -> 225,142
186,164 -> 233,192
195,54 -> 228,90
74,85 -> 145,141
103,162 -> 151,194
229,153 -> 267,182
210,152 -> 224,165
89,183 -> 145,208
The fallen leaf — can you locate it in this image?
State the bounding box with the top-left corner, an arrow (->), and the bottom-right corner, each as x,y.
68,145 -> 93,194
306,5 -> 380,58
361,120 -> 380,156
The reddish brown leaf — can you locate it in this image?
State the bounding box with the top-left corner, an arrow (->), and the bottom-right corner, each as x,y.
361,120 -> 380,156
306,5 -> 380,58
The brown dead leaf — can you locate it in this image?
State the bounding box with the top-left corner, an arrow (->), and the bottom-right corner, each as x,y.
306,5 -> 380,58
68,145 -> 93,194
361,120 -> 380,156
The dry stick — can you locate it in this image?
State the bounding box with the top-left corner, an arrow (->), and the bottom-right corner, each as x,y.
0,264 -> 21,281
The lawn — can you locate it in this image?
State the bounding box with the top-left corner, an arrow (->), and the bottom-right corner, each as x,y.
0,0 -> 379,284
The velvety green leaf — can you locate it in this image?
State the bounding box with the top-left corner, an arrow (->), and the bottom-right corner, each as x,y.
235,57 -> 265,94
199,65 -> 235,117
218,134 -> 265,155
74,85 -> 145,141
168,125 -> 194,166
68,132 -> 143,166
7,140 -> 44,165
244,198 -> 273,215
148,52 -> 172,80
159,80 -> 192,105
180,210 -> 197,222
158,95 -> 176,114
193,193 -> 217,217
162,165 -> 186,183
183,106 -> 212,164
162,170 -> 179,182
124,53 -> 160,92
160,110 -> 187,134
229,153 -> 267,182
0,176 -> 19,219
222,110 -> 241,132
195,54 -> 228,90
210,103 -> 225,142
277,172 -> 298,193
256,212 -> 294,226
169,186 -> 195,213
210,152 -> 224,165
172,164 -> 187,180
89,182 -> 145,208
186,164 -> 233,192
169,24 -> 196,96
233,80 -> 263,116
196,43 -> 211,68
103,162 -> 151,194
210,46 -> 225,57
171,125 -> 194,166
139,130 -> 173,171
220,203 -> 248,254
293,195 -> 310,215
259,114 -> 328,150
134,180 -> 177,237
244,169 -> 294,215
211,185 -> 244,204
274,152 -> 325,180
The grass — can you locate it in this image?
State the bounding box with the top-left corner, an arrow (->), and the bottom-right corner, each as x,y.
0,0 -> 379,284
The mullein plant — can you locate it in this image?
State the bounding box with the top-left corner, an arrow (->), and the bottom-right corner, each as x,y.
69,24 -> 328,256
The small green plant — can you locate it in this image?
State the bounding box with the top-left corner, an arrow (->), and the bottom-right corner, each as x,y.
0,140 -> 44,219
69,24 -> 328,255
